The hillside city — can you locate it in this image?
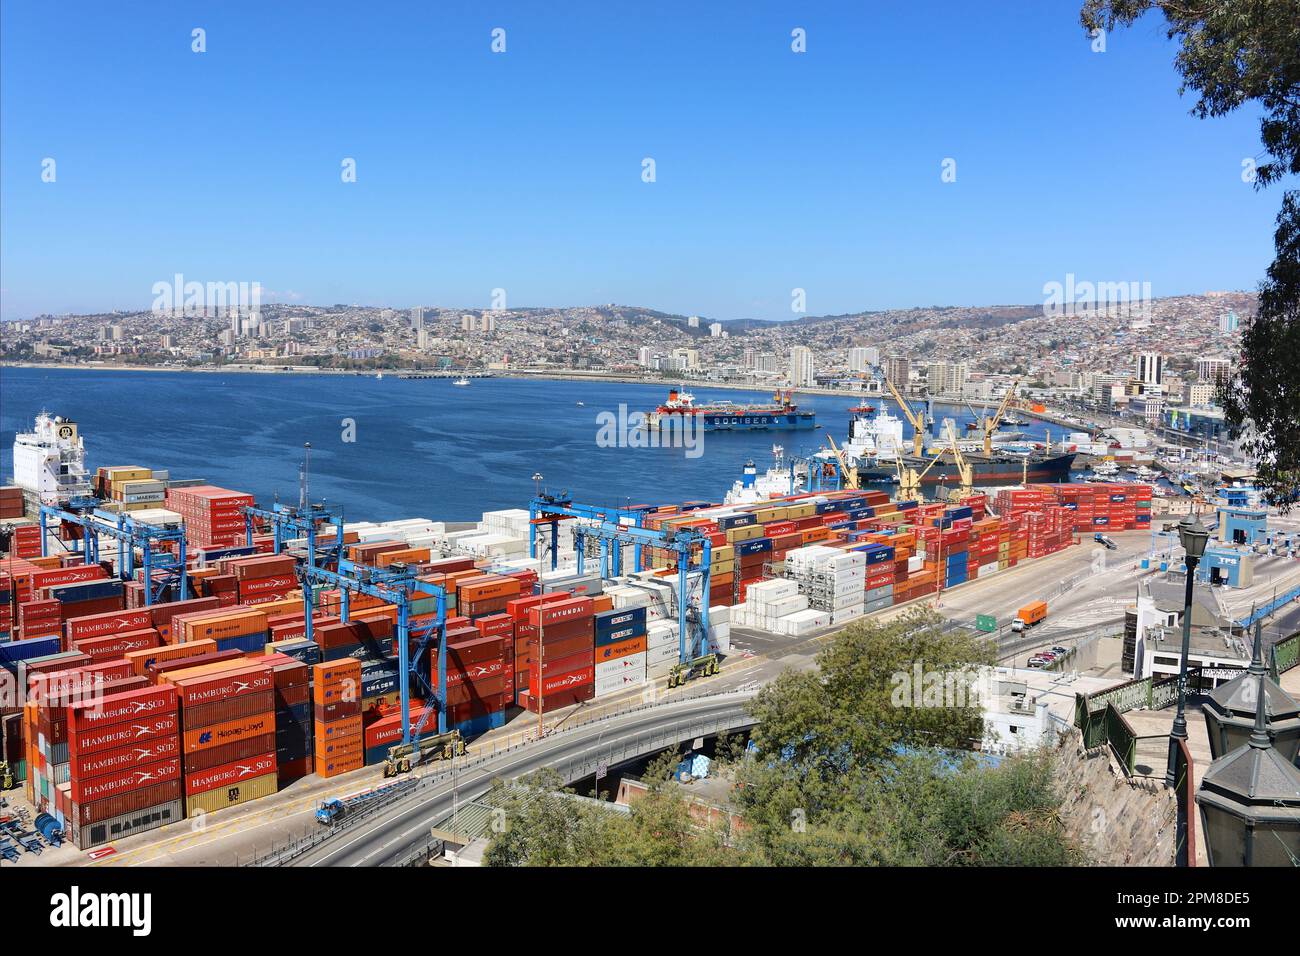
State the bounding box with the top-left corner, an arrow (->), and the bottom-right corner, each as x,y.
2,291 -> 1252,430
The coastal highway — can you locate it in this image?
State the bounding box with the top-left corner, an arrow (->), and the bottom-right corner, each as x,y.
281,691 -> 757,867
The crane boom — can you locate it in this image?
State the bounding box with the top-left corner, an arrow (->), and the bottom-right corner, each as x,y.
824,433 -> 859,490
884,378 -> 927,457
983,379 -> 1021,455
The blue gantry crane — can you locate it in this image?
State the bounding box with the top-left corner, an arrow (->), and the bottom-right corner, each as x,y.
37,504 -> 189,606
243,442 -> 345,568
298,557 -> 460,771
529,494 -> 716,682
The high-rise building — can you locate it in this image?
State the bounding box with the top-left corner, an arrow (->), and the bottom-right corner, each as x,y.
925,361 -> 968,396
687,315 -> 700,328
638,346 -> 652,367
411,307 -> 425,330
1219,311 -> 1239,332
671,347 -> 699,369
756,353 -> 780,373
1197,355 -> 1233,384
1136,352 -> 1164,387
461,315 -> 476,332
743,348 -> 756,368
709,322 -> 723,337
417,328 -> 432,350
789,346 -> 815,387
885,357 -> 911,388
480,314 -> 496,332
847,347 -> 878,372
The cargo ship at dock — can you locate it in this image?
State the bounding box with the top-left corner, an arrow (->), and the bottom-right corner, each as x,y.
855,450 -> 1077,488
646,389 -> 815,432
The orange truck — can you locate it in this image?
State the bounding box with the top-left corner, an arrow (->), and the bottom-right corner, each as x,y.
1011,600 -> 1048,632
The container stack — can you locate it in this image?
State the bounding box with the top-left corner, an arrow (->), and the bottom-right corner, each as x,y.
0,486 -> 24,519
437,623 -> 509,736
0,571 -> 11,642
66,685 -> 183,850
313,658 -> 363,778
173,607 -> 269,654
221,553 -> 298,606
522,597 -> 595,713
646,620 -> 685,679
8,524 -> 43,559
593,607 -> 648,699
165,485 -> 255,549
267,654 -> 314,786
164,658 -> 277,817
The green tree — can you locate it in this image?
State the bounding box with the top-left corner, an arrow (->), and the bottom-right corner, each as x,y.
1080,1 -> 1300,507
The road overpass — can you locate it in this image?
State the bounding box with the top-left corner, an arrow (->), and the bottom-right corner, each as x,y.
254,690 -> 757,868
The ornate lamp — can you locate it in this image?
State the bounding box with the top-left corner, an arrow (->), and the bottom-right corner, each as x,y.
1203,619 -> 1300,763
1196,671 -> 1300,867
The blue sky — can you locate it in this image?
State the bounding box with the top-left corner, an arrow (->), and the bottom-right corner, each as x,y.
0,1 -> 1280,321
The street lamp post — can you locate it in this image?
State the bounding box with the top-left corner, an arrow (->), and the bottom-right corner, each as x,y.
1165,511 -> 1209,867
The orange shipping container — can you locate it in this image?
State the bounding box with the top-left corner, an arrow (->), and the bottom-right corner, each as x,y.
176,608 -> 268,642
125,638 -> 220,677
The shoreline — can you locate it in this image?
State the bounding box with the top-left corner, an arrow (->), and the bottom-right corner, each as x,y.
0,361 -> 1006,406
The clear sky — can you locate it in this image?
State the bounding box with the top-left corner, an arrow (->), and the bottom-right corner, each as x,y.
0,1 -> 1280,321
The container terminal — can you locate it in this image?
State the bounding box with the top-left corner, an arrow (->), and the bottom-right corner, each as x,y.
0,413 -> 1297,866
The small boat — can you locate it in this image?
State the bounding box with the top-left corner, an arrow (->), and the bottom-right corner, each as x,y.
453,377 -> 470,387
576,401 -> 585,407
848,403 -> 875,416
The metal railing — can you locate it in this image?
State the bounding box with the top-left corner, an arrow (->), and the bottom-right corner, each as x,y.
246,688 -> 756,867
1272,632 -> 1298,678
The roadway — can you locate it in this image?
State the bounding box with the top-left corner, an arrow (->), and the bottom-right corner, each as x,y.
283,692 -> 756,867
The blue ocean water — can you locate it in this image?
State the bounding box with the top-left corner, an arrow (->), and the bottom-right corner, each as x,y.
0,367 -> 1055,522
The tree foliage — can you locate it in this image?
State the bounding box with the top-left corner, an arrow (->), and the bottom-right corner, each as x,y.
484,610 -> 1084,867
1080,1 -> 1300,506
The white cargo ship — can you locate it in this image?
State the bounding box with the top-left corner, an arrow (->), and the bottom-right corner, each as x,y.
12,412 -> 92,507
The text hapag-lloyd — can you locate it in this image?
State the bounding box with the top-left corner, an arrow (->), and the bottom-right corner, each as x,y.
180,674 -> 272,705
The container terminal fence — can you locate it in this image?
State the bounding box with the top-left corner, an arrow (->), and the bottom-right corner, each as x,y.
246,688 -> 757,867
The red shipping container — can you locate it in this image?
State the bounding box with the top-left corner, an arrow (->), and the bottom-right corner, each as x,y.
66,608 -> 154,644
239,574 -> 296,597
167,663 -> 274,707
72,779 -> 182,826
529,662 -> 594,697
67,684 -> 178,733
71,756 -> 182,804
182,690 -> 275,730
526,597 -> 594,628
184,751 -> 276,797
73,733 -> 182,780
182,734 -> 276,773
74,627 -> 161,662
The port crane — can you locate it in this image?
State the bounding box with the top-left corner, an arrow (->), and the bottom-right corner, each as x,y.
971,379 -> 1022,455
941,435 -> 975,502
242,445 -> 345,569
527,495 -> 652,574
824,433 -> 860,490
298,558 -> 460,770
894,448 -> 952,502
884,378 -> 929,457
37,504 -> 189,606
531,494 -> 715,671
